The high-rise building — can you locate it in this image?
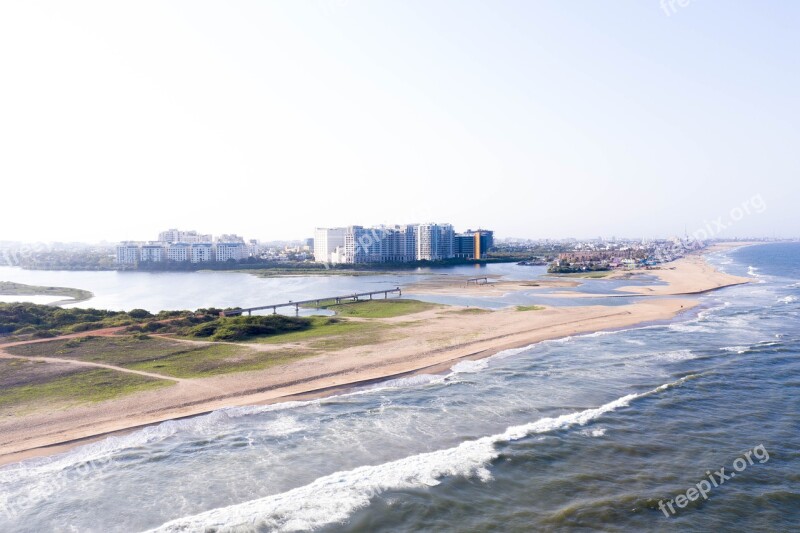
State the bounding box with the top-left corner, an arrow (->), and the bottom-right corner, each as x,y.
454,229 -> 494,259
313,227 -> 347,263
415,223 -> 454,261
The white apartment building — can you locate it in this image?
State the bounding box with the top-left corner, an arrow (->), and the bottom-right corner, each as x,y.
166,243 -> 190,262
415,223 -> 454,261
313,227 -> 347,263
216,242 -> 248,262
314,223 -> 456,264
116,243 -> 141,264
140,244 -> 165,262
190,243 -> 214,263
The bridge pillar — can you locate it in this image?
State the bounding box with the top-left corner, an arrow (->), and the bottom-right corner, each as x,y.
295,303 -> 299,316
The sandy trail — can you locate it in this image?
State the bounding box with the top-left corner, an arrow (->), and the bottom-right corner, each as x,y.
0,350 -> 185,382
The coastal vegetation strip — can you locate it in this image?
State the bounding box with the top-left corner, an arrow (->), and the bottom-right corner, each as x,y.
515,305 -> 546,311
0,299 -> 442,388
0,302 -> 184,339
306,298 -> 441,318
0,281 -> 94,304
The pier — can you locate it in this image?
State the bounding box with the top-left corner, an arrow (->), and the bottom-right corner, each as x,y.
220,287 -> 403,317
466,277 -> 489,285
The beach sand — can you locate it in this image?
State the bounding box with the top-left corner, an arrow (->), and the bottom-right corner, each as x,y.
0,250 -> 751,466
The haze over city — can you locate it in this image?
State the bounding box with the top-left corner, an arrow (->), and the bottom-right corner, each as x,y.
1,1 -> 798,242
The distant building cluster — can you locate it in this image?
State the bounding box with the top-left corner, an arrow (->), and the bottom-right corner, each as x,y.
116,228 -> 255,264
313,224 -> 493,264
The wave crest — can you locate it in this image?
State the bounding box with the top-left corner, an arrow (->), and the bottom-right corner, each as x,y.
147,376 -> 697,533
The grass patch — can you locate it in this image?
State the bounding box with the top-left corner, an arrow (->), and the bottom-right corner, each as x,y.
181,315 -> 312,342
254,316 -> 393,350
446,307 -> 492,315
6,335 -> 316,379
127,346 -> 316,378
0,360 -> 171,413
515,305 -> 546,311
310,298 -> 440,319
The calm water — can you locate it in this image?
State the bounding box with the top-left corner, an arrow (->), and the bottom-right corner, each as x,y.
0,263 -> 658,312
0,244 -> 798,531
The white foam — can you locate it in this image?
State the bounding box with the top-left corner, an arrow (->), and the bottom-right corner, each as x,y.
360,373 -> 447,394
147,376 -> 697,533
720,346 -> 748,354
652,349 -> 695,362
778,296 -> 797,304
449,359 -> 489,374
668,323 -> 712,334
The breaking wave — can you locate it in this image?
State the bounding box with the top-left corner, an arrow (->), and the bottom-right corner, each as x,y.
147,376 -> 698,533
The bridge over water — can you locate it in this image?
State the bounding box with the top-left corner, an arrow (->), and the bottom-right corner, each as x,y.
220,287 -> 403,317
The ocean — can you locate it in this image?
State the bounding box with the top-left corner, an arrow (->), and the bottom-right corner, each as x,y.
0,243 -> 798,532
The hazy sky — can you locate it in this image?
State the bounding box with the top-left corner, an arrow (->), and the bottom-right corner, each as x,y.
1,1 -> 798,243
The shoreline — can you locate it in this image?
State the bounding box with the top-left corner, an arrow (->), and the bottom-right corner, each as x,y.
0,248 -> 753,467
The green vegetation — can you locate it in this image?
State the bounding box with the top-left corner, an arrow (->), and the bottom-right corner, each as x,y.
446,307 -> 492,315
0,281 -> 94,304
181,315 -> 312,342
0,302 -> 164,337
309,298 -> 440,318
0,359 -> 170,413
515,305 -> 546,311
254,316 -> 393,350
5,335 -> 313,378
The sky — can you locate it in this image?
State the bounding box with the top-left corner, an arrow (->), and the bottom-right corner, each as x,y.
1,1 -> 798,243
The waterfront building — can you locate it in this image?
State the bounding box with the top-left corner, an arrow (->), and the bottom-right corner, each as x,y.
116,243 -> 141,264
313,223 -> 488,264
139,243 -> 165,262
216,242 -> 248,262
313,227 -> 347,263
166,243 -> 190,262
415,223 -> 454,261
454,229 -> 494,259
190,243 -> 214,263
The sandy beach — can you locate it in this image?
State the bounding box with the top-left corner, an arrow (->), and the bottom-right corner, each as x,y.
0,250 -> 751,466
